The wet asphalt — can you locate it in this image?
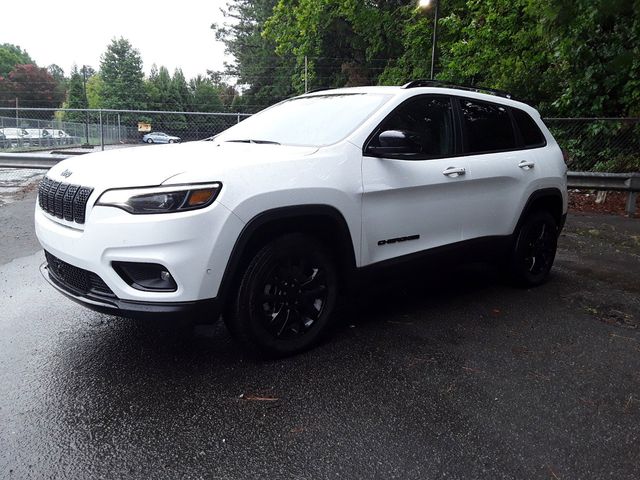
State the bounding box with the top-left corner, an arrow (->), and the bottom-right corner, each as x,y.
1,193 -> 639,479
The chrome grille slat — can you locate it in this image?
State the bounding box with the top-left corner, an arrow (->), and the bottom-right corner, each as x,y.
38,177 -> 93,224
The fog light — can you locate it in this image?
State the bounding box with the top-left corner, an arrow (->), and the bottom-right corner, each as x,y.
112,262 -> 178,292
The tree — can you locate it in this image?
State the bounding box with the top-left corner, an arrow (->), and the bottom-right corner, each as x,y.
189,75 -> 229,138
86,74 -> 104,109
172,69 -> 191,111
431,0 -> 557,110
0,43 -> 34,77
534,0 -> 639,117
146,65 -> 174,110
62,66 -> 88,121
0,64 -> 64,109
145,65 -> 187,133
213,0 -> 297,112
264,0 -> 409,91
99,38 -> 147,111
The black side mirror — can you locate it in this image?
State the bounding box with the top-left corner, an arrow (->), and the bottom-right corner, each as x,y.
367,130 -> 422,156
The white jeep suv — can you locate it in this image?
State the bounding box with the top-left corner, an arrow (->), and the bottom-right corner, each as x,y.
36,81 -> 568,357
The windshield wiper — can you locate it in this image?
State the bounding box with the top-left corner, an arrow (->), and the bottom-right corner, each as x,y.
224,139 -> 281,145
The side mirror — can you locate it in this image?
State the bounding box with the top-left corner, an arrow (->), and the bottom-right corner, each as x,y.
367,130 -> 422,156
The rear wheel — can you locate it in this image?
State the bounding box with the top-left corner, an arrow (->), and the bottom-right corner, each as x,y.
225,233 -> 338,358
509,211 -> 558,287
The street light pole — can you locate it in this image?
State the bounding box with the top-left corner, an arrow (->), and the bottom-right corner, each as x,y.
430,0 -> 439,80
82,66 -> 89,145
419,0 -> 440,80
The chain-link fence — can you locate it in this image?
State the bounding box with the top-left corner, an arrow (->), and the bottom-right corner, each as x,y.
1,107 -> 638,173
544,118 -> 639,173
0,107 -> 252,152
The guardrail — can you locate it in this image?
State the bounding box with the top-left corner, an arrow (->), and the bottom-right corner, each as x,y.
568,171 -> 639,215
0,153 -> 71,170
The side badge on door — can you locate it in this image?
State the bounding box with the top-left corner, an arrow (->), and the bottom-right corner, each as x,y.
378,234 -> 420,246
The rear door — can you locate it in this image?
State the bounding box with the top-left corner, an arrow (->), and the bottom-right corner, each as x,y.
453,97 -> 541,240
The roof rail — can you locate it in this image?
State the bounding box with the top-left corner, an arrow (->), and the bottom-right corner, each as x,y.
401,79 -> 514,100
305,87 -> 331,94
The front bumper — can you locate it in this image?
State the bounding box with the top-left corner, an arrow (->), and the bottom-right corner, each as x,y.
40,262 -> 219,319
35,199 -> 245,305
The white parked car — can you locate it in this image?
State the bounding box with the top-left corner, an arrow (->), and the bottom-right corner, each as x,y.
36,81 -> 568,357
24,128 -> 72,146
1,127 -> 31,146
142,132 -> 181,144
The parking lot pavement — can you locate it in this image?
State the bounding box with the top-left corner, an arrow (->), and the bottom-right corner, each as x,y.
1,194 -> 639,479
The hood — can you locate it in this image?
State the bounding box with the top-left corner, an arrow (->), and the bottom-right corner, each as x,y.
45,141 -> 319,191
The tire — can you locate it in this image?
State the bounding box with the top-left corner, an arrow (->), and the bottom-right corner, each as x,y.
169,139 -> 175,144
509,210 -> 558,287
225,233 -> 338,358
146,138 -> 154,144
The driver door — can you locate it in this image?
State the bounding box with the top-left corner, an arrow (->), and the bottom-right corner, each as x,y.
361,95 -> 471,265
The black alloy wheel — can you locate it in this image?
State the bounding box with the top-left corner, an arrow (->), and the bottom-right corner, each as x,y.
226,233 -> 338,357
510,210 -> 558,287
258,257 -> 329,339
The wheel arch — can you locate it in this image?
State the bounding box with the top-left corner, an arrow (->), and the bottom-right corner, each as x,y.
514,188 -> 565,235
217,204 -> 357,308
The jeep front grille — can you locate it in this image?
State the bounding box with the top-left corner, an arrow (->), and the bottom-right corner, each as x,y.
38,177 -> 93,224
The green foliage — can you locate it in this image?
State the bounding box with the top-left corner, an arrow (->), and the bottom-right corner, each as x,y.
213,0 -> 297,111
86,75 -> 104,109
226,0 -> 639,120
190,75 -> 233,135
264,0 -> 410,92
99,38 -> 147,111
534,0 -> 640,117
172,69 -> 191,111
146,65 -> 186,132
62,66 -> 88,122
0,43 -> 34,78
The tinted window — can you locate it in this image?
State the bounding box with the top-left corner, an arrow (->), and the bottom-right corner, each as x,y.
370,96 -> 454,157
460,99 -> 516,154
512,108 -> 546,148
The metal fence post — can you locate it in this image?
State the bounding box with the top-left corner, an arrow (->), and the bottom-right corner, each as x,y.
627,175 -> 640,216
85,108 -> 89,145
237,113 -> 240,124
627,192 -> 638,216
99,109 -> 104,151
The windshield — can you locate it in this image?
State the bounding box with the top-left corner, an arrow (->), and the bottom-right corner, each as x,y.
216,93 -> 391,147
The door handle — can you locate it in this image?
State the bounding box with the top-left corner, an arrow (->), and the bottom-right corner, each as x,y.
518,160 -> 535,170
443,167 -> 466,177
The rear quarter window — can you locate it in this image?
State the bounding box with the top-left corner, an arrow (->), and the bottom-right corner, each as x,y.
512,108 -> 547,148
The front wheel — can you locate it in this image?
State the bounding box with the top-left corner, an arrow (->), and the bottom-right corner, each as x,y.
146,138 -> 154,144
225,233 -> 338,358
509,211 -> 558,287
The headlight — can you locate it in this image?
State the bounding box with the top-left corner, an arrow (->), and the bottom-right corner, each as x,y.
96,182 -> 221,214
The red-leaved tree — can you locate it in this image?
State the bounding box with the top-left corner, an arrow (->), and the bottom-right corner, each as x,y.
0,64 -> 64,109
